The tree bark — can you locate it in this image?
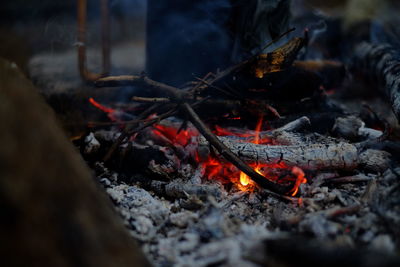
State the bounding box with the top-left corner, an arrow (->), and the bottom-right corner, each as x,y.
0,58 -> 149,267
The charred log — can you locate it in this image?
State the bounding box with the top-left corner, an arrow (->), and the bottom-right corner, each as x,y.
353,42 -> 400,123
199,137 -> 390,172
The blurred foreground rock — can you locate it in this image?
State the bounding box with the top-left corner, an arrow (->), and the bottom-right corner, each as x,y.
0,58 -> 149,267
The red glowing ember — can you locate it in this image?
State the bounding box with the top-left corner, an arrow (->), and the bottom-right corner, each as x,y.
89,97 -> 116,114
88,97 -> 134,123
152,124 -> 198,147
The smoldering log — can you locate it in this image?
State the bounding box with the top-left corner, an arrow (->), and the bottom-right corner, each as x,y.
353,42 -> 400,122
198,137 -> 390,172
82,131 -> 182,180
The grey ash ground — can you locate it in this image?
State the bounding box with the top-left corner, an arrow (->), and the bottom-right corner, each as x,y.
88,149 -> 400,266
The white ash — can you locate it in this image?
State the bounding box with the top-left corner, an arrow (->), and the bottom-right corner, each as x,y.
92,165 -> 400,266
370,234 -> 396,253
83,132 -> 100,155
94,129 -> 121,142
80,124 -> 400,266
99,173 -> 285,265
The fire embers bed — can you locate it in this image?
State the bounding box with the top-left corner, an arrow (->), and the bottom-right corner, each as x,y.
79,110 -> 399,266
78,37 -> 400,265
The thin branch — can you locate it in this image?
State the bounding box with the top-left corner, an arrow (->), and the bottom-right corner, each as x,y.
95,75 -> 185,100
127,108 -> 178,136
131,96 -> 171,103
194,77 -> 239,98
88,119 -> 146,127
103,103 -> 161,162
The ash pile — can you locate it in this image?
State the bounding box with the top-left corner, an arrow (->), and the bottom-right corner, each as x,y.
78,99 -> 400,266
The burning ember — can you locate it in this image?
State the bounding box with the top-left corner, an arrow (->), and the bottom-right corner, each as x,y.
89,97 -> 135,123
89,97 -> 306,195
89,97 -> 115,114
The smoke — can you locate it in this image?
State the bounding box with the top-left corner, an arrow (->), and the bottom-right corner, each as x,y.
146,0 -> 233,86
110,0 -> 146,17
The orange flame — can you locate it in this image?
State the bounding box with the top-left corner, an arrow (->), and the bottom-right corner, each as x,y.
239,115 -> 264,187
289,166 -> 307,196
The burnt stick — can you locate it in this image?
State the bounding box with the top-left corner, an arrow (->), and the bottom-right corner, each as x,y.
103,103 -> 161,161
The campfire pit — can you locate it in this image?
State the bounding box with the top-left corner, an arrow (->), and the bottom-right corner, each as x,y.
79,28 -> 399,265
3,0 -> 400,266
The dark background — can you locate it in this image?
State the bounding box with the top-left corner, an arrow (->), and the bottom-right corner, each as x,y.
0,0 -> 146,73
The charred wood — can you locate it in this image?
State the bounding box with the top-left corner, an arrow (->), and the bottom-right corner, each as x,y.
353,42 -> 400,122
332,115 -> 383,141
323,174 -> 374,184
199,137 -> 391,172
